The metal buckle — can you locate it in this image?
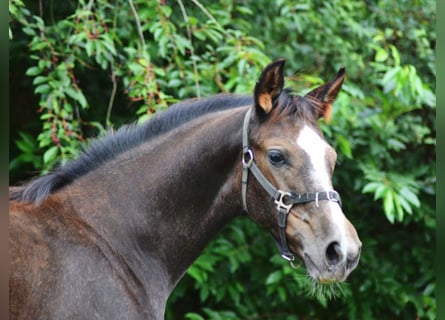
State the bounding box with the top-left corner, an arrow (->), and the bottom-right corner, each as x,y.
242,149 -> 254,168
327,191 -> 332,201
281,253 -> 299,269
327,191 -> 342,207
275,190 -> 293,212
281,252 -> 294,262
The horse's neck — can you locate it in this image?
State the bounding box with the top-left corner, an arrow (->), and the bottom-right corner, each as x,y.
66,107 -> 247,292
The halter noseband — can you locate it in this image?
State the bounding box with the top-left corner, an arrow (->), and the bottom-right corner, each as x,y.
241,108 -> 342,267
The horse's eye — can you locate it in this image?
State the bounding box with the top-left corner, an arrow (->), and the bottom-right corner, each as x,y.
268,150 -> 286,166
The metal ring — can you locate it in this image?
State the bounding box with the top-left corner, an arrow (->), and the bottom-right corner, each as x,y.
289,259 -> 301,269
242,149 -> 254,167
275,190 -> 293,212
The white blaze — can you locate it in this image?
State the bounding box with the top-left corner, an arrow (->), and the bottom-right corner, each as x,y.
297,125 -> 347,256
296,125 -> 332,190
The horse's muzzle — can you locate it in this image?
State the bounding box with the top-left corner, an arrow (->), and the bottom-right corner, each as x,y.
303,241 -> 361,283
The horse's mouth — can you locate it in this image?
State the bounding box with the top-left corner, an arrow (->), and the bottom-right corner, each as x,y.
284,233 -> 347,282
303,253 -> 348,283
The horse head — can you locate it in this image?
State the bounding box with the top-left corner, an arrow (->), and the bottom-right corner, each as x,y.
242,59 -> 361,283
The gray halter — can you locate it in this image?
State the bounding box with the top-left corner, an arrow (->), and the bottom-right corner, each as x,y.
241,108 -> 342,267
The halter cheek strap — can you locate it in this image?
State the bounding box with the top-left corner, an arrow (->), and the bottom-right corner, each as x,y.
241,108 -> 342,267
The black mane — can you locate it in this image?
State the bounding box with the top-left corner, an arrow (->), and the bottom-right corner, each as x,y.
10,94 -> 253,204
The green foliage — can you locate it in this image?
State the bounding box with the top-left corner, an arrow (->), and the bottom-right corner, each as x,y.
9,132 -> 42,171
362,166 -> 421,223
10,0 -> 435,319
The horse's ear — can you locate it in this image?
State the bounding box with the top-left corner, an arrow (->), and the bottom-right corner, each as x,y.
305,67 -> 345,122
254,59 -> 285,117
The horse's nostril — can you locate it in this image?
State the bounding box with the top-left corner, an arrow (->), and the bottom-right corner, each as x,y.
326,241 -> 343,266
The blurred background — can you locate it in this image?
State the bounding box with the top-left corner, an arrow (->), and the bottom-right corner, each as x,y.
9,0 -> 435,318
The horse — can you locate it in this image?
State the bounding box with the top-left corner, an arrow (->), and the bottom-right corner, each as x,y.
9,59 -> 361,319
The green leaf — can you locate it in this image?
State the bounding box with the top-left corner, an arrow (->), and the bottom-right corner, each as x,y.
160,4 -> 172,17
65,88 -> 88,108
387,138 -> 406,151
185,313 -> 205,320
381,66 -> 401,93
35,84 -> 51,94
22,26 -> 36,36
173,35 -> 191,55
362,182 -> 380,194
99,34 -> 117,56
236,6 -> 254,15
265,270 -> 282,285
400,187 -> 420,208
16,139 -> 34,153
390,45 -> 401,66
85,40 -> 95,57
336,135 -> 353,159
26,66 -> 42,76
33,76 -> 49,85
375,48 -> 389,62
393,195 -> 404,221
397,194 -> 413,215
187,266 -> 206,284
18,132 -> 37,149
373,184 -> 387,200
43,146 -> 59,164
383,190 -> 395,223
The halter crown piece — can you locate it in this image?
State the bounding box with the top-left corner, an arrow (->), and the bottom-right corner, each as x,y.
241,108 -> 342,268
